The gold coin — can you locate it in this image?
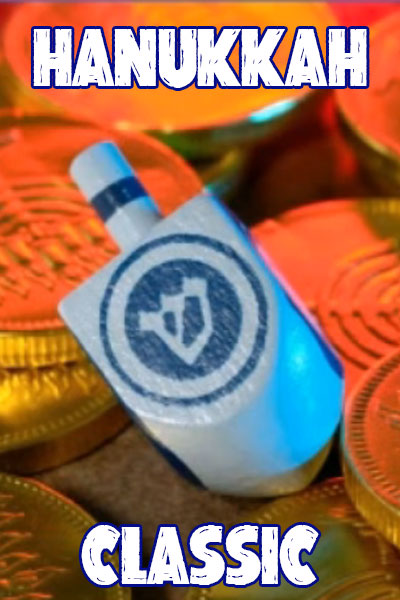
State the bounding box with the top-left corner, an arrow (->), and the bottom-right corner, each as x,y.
252,198 -> 400,394
343,348 -> 400,549
0,111 -> 201,368
0,471 -> 128,598
186,478 -> 400,600
337,12 -> 400,195
0,360 -> 128,474
1,2 -> 334,159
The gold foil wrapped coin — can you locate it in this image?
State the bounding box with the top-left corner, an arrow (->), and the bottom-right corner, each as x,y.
343,348 -> 400,549
0,472 -> 128,598
2,2 -> 335,159
0,110 -> 201,368
186,478 -> 400,600
0,360 -> 128,474
337,12 -> 400,195
252,198 -> 400,393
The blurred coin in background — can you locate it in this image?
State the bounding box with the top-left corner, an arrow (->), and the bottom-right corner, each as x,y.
337,10 -> 400,196
234,94 -> 370,224
1,2 -> 335,159
332,2 -> 398,26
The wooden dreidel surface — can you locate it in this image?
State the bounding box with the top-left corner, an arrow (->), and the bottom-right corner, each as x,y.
59,142 -> 343,497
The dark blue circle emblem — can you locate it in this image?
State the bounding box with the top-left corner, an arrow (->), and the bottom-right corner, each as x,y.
124,259 -> 242,380
100,234 -> 268,406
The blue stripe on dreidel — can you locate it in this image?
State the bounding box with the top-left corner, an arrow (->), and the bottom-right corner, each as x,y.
70,142 -> 161,250
91,176 -> 149,221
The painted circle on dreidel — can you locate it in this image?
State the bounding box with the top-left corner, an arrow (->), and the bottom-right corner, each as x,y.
100,234 -> 268,406
125,259 -> 242,380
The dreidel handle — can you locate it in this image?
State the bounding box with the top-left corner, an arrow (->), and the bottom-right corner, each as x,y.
70,142 -> 162,250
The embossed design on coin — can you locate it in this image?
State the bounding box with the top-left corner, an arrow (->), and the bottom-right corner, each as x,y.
0,472 -> 129,599
252,199 -> 400,392
0,112 -> 201,367
316,241 -> 400,370
0,491 -> 67,597
344,349 -> 400,548
0,175 -> 116,331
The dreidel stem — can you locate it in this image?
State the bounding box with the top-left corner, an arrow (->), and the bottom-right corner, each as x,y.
70,142 -> 162,250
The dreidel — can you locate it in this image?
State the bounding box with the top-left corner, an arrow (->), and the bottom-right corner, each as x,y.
59,142 -> 343,497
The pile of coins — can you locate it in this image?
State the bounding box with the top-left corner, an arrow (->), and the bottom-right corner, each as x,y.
0,1 -> 333,201
0,111 -> 202,475
0,3 -> 399,599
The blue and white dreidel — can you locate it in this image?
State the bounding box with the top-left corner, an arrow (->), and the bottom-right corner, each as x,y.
59,142 -> 343,497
